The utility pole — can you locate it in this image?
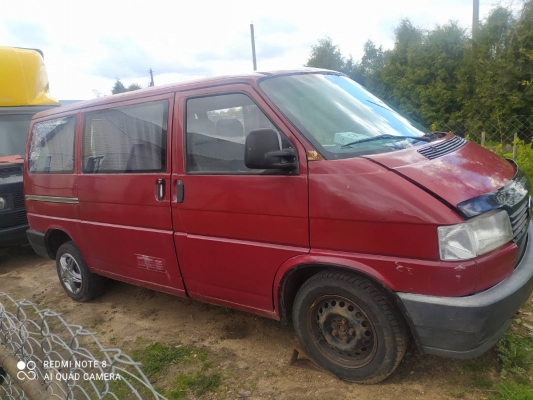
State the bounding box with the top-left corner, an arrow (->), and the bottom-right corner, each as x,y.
250,23 -> 257,71
149,68 -> 155,87
472,0 -> 480,38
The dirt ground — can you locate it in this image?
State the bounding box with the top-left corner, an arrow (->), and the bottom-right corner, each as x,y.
0,245 -> 528,399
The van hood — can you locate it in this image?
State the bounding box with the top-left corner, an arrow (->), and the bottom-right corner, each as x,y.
364,135 -> 516,207
0,155 -> 23,165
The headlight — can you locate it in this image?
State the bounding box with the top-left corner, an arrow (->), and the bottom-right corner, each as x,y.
438,210 -> 513,260
0,197 -> 6,211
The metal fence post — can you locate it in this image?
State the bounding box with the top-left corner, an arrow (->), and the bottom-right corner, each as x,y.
442,115 -> 532,150
513,132 -> 518,159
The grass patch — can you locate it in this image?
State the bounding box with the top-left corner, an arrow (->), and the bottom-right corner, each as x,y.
106,378 -> 148,400
165,371 -> 221,399
266,369 -> 277,378
494,381 -> 533,400
470,374 -> 494,389
250,380 -> 258,392
131,341 -> 221,398
99,370 -> 166,400
131,342 -> 208,381
464,355 -> 491,373
497,332 -> 533,375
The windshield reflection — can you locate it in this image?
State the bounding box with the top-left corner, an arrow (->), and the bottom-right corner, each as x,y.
0,114 -> 33,157
259,74 -> 428,159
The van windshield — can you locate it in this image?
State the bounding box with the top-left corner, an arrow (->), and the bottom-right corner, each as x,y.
0,113 -> 33,158
259,73 -> 429,159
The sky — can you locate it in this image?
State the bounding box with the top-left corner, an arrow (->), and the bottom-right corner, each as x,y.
1,0 -> 497,100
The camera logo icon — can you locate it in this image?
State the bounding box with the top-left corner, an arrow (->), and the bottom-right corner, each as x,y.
17,361 -> 37,381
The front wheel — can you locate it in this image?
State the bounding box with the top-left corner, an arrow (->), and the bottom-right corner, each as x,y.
292,271 -> 408,383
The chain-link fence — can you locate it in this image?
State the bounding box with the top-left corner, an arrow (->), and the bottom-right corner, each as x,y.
0,292 -> 167,400
440,115 -> 533,149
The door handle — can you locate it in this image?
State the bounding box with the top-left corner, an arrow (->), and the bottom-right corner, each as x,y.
156,179 -> 165,201
176,180 -> 184,203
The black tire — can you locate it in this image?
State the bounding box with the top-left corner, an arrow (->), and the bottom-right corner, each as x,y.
55,241 -> 105,302
292,271 -> 408,383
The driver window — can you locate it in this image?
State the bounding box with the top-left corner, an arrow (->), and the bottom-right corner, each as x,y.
186,93 -> 289,174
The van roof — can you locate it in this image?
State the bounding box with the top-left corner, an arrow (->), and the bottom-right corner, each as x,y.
32,68 -> 338,120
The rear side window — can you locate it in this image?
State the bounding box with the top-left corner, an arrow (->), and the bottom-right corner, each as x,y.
82,100 -> 168,173
29,116 -> 76,174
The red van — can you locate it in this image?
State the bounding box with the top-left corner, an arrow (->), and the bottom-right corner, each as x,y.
24,69 -> 532,383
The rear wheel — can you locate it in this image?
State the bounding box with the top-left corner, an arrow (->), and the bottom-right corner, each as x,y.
56,241 -> 105,302
292,271 -> 408,383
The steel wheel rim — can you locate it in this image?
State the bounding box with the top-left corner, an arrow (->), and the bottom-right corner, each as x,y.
307,295 -> 377,368
59,253 -> 82,295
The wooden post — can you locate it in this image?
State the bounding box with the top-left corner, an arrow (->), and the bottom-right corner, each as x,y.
481,131 -> 486,147
149,69 -> 154,87
0,348 -> 55,400
513,132 -> 518,159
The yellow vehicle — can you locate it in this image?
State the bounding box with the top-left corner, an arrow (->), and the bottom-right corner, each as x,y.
0,46 -> 60,246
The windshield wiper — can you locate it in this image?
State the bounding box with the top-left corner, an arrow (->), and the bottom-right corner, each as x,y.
340,134 -> 430,148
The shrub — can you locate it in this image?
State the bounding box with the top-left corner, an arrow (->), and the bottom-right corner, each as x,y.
497,332 -> 533,375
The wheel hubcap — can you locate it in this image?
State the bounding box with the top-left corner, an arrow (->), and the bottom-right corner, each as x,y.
309,296 -> 377,368
59,254 -> 82,294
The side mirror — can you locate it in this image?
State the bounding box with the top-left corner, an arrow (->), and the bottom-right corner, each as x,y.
244,129 -> 297,171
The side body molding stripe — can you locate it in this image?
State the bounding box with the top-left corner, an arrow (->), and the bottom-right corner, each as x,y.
25,195 -> 79,204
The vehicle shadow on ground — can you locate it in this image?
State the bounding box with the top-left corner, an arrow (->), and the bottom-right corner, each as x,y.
0,245 -> 44,272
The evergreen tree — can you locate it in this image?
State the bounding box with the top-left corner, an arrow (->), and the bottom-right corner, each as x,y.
111,79 -> 142,95
127,83 -> 142,91
111,79 -> 127,94
305,37 -> 345,72
304,0 -> 533,133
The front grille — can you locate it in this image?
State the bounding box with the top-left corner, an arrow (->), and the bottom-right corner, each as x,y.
0,190 -> 28,229
12,190 -> 25,210
508,195 -> 530,265
15,209 -> 27,225
456,160 -> 530,266
510,197 -> 530,243
418,136 -> 467,159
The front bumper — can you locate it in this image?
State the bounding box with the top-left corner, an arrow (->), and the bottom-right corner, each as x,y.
398,225 -> 533,359
0,224 -> 29,247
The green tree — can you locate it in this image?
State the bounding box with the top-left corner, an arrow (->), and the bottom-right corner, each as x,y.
515,1 -> 533,112
343,55 -> 365,84
378,19 -> 425,122
305,1 -> 533,136
127,83 -> 142,91
111,79 -> 142,95
111,79 -> 127,94
461,7 -> 517,120
305,36 -> 345,72
357,40 -> 386,92
305,36 -> 366,84
384,21 -> 467,126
